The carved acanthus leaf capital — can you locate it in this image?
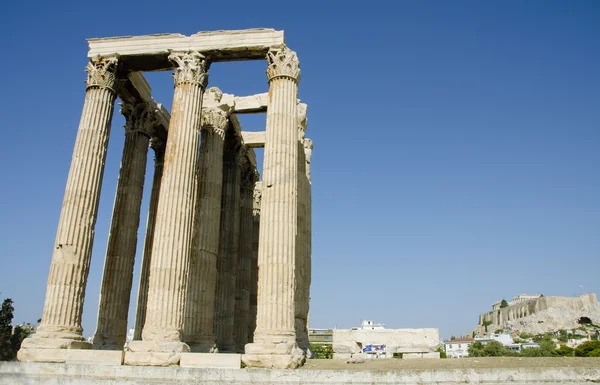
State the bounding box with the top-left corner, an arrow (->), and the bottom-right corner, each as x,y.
120,103 -> 158,137
86,56 -> 119,92
169,51 -> 210,88
266,45 -> 301,83
201,107 -> 228,139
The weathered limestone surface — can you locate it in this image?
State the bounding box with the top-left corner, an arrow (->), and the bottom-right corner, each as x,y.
243,46 -> 304,369
3,361 -> 600,385
248,182 -> 261,343
133,139 -> 165,341
240,131 -> 266,148
233,93 -> 268,113
295,104 -> 311,355
126,51 -> 208,365
184,88 -> 230,351
19,57 -> 119,357
333,329 -> 441,355
476,293 -> 600,336
180,353 -> 241,369
234,163 -> 257,352
93,103 -> 154,350
88,29 -> 285,70
214,136 -> 243,352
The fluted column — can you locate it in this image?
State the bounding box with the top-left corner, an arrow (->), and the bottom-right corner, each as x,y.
214,137 -> 243,352
126,51 -> 208,366
302,138 -> 313,355
248,182 -> 261,344
234,161 -> 258,352
19,57 -> 119,357
133,138 -> 165,341
243,46 -> 304,369
92,103 -> 155,349
295,104 -> 310,354
184,100 -> 228,351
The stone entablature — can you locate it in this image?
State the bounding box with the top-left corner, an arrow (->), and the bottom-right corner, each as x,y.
19,29 -> 312,370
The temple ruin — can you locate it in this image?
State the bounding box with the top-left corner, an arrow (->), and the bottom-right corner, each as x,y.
18,29 -> 312,369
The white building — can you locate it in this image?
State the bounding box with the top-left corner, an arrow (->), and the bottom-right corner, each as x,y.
444,338 -> 474,358
357,320 -> 385,330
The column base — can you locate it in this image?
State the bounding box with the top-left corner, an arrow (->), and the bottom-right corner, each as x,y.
243,338 -> 305,368
18,335 -> 92,363
124,340 -> 189,366
92,334 -> 126,350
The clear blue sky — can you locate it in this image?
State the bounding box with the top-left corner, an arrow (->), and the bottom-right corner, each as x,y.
0,1 -> 598,339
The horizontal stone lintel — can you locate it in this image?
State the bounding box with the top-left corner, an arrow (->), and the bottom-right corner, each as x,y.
233,93 -> 268,114
241,131 -> 266,148
88,29 -> 285,72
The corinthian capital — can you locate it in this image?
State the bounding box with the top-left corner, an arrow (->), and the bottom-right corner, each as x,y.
120,102 -> 158,137
168,51 -> 210,88
266,45 -> 301,83
86,56 -> 119,91
201,107 -> 228,139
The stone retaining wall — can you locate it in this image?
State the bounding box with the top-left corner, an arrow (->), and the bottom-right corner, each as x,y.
1,362 -> 599,385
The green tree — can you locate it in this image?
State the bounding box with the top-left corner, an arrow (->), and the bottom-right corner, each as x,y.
0,298 -> 15,361
310,344 -> 333,359
500,299 -> 509,308
10,325 -> 31,356
482,320 -> 492,333
468,341 -> 484,357
552,345 -> 574,357
574,341 -> 600,357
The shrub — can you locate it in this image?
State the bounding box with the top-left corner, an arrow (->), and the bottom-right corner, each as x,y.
310,344 -> 333,359
519,332 -> 534,340
552,345 -> 574,357
589,348 -> 600,357
575,341 -> 600,357
436,347 -> 446,359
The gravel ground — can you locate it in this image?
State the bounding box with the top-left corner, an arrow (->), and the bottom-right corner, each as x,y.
300,357 -> 600,371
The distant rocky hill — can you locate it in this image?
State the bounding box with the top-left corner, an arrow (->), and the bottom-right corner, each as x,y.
472,293 -> 600,336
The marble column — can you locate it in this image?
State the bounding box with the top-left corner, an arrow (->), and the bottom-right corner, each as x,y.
19,57 -> 119,358
126,51 -> 208,366
93,103 -> 155,349
214,137 -> 242,352
302,138 -> 313,354
295,104 -> 311,355
243,46 -> 304,369
248,182 -> 261,344
133,138 -> 165,341
234,160 -> 257,352
184,102 -> 228,351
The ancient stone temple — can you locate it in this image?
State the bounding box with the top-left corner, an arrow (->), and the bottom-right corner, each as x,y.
18,29 -> 312,369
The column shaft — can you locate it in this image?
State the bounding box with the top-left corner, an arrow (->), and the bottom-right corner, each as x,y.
133,140 -> 165,341
234,164 -> 256,352
248,182 -> 261,343
93,112 -> 151,348
244,46 -> 304,369
20,57 -> 118,354
126,51 -> 208,366
93,103 -> 155,348
214,138 -> 242,352
184,105 -> 227,351
294,136 -> 309,352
